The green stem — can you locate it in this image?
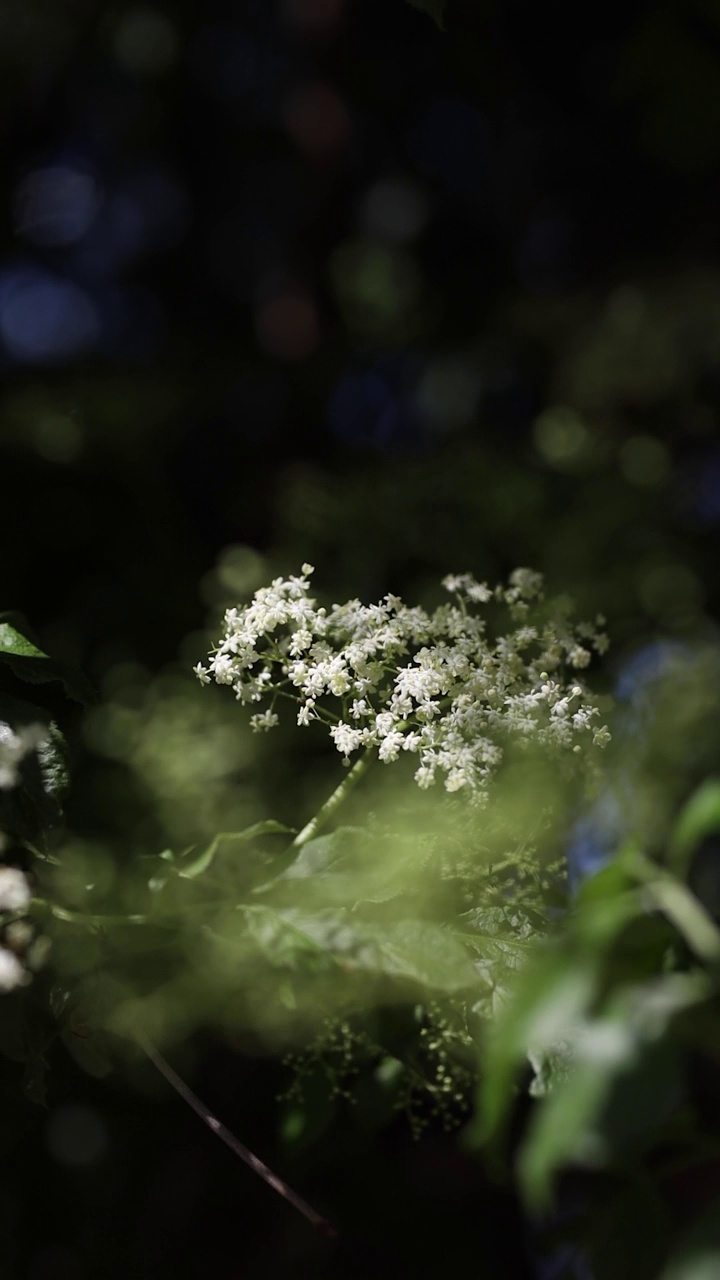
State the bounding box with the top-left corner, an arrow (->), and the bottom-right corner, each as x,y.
291,751 -> 373,849
31,897 -> 150,928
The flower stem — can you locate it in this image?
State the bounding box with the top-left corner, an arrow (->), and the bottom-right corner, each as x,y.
291,751 -> 373,849
136,1031 -> 336,1238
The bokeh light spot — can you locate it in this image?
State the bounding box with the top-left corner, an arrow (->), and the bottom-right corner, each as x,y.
202,545 -> 267,604
46,1104 -> 108,1167
113,9 -> 179,76
14,165 -> 100,247
533,406 -> 590,468
416,357 -> 481,432
358,176 -> 429,243
619,434 -> 670,487
283,83 -> 351,160
638,562 -> 705,621
33,414 -> 83,464
0,267 -> 98,363
255,290 -> 320,361
330,239 -> 421,337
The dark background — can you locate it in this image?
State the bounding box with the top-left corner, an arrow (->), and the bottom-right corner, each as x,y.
2,0 -> 720,1275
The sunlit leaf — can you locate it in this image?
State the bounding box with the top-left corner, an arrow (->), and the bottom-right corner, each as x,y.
256,825 -> 421,905
232,905 -> 478,992
0,614 -> 94,704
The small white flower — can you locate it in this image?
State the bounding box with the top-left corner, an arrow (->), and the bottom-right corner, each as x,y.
297,700 -> 317,727
378,731 -> 405,762
193,662 -> 211,685
289,629 -> 313,656
210,654 -> 235,685
249,710 -> 279,733
374,711 -> 396,738
330,722 -> 363,757
415,764 -> 436,789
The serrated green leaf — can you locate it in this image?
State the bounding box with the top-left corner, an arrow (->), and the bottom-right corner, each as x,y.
231,906 -> 478,992
256,825 -> 419,905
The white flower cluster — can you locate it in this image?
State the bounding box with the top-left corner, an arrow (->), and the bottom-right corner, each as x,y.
0,721 -> 48,789
195,565 -> 610,800
0,865 -> 32,992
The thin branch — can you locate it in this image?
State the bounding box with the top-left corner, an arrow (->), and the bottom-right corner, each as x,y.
136,1031 -> 337,1239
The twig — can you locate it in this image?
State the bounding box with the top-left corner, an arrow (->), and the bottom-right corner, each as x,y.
136,1030 -> 337,1239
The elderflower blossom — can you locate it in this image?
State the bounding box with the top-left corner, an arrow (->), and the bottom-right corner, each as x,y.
196,564 -> 610,802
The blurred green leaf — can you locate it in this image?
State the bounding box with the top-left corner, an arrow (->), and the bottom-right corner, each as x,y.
257,825 -> 421,906
232,905 -> 479,992
519,973 -> 707,1210
628,851 -> 720,965
175,821 -> 294,880
474,950 -> 599,1148
669,780 -> 720,877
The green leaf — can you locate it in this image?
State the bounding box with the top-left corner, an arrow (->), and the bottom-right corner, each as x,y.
233,906 -> 479,991
518,973 -> 707,1210
406,0 -> 447,29
256,825 -> 420,905
669,780 -> 720,877
629,851 -> 720,965
0,622 -> 48,661
0,614 -> 94,705
475,951 -> 599,1148
175,821 -> 293,879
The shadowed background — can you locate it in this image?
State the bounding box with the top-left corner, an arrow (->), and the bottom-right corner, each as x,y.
2,0 -> 720,1276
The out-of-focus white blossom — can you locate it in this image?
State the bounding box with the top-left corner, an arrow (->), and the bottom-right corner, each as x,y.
0,946 -> 26,992
0,721 -> 48,789
196,565 -> 610,801
0,866 -> 32,914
